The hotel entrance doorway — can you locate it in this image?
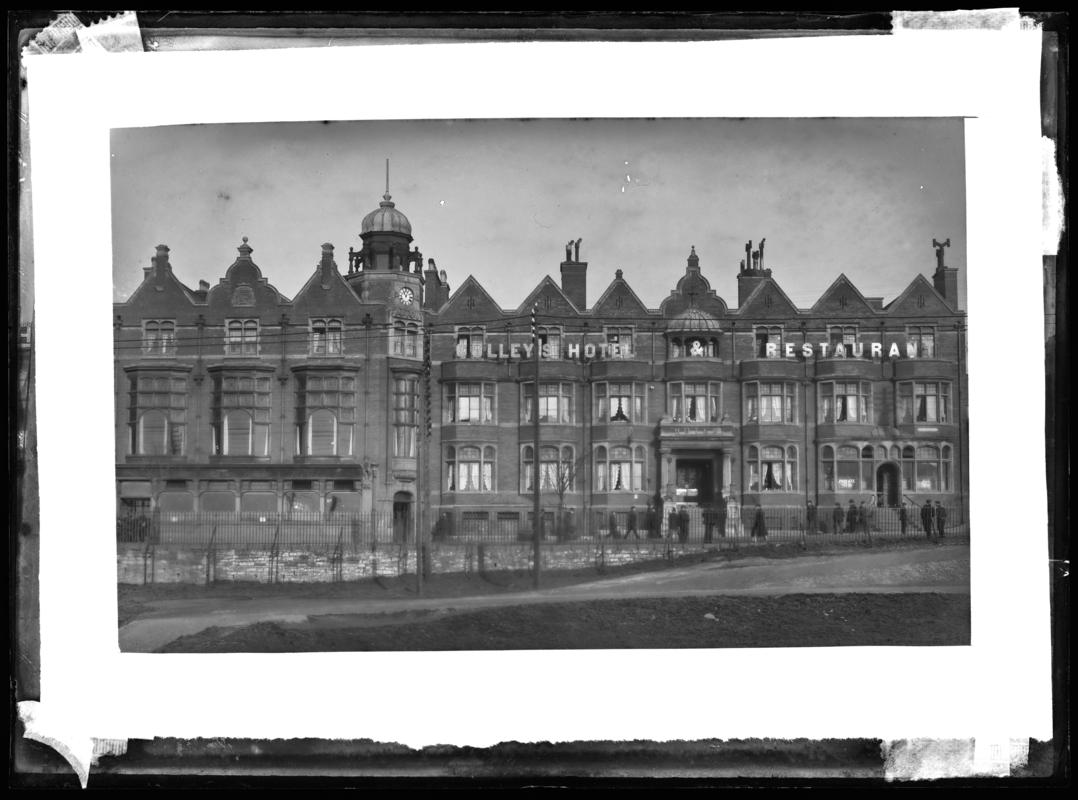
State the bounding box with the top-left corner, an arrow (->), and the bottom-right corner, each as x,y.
674,458 -> 715,505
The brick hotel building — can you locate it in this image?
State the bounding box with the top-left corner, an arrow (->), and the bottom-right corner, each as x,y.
114,187 -> 968,539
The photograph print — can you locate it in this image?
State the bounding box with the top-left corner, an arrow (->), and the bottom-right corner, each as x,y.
112,118 -> 971,653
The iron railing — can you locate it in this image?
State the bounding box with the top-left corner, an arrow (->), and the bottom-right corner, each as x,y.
118,503 -> 967,547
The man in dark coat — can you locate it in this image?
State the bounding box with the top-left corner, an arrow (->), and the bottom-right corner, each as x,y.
608,510 -> 620,540
751,505 -> 768,541
678,505 -> 691,542
858,501 -> 871,541
921,499 -> 934,538
935,502 -> 947,537
626,505 -> 640,540
646,501 -> 660,539
898,504 -> 908,535
667,505 -> 680,539
846,500 -> 858,533
832,503 -> 845,535
806,501 -> 818,535
702,504 -> 716,543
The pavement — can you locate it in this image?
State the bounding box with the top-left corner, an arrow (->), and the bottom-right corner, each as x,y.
119,542 -> 969,652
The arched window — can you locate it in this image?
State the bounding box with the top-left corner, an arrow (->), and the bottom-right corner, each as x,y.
746,444 -> 797,491
213,372 -> 271,457
898,443 -> 951,492
143,320 -> 176,355
446,445 -> 495,492
521,445 -> 535,492
604,445 -> 644,492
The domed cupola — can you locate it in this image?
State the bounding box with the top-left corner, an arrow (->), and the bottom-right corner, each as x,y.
347,162 -> 422,277
361,191 -> 412,237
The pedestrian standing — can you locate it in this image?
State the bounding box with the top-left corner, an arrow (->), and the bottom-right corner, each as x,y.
751,505 -> 768,541
832,503 -> 845,535
935,502 -> 947,537
858,501 -> 871,541
626,505 -> 640,539
608,510 -> 620,540
846,500 -> 858,533
678,505 -> 691,543
921,499 -> 934,538
702,504 -> 715,543
806,501 -> 817,535
716,496 -> 728,538
645,501 -> 660,539
898,504 -> 908,536
668,504 -> 680,540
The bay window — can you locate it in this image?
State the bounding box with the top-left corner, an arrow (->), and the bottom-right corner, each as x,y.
898,381 -> 951,424
445,382 -> 495,424
819,381 -> 871,423
669,381 -> 720,423
522,382 -> 574,423
595,382 -> 644,423
745,381 -> 797,424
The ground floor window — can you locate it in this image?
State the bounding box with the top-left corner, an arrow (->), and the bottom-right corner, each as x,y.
745,444 -> 798,491
594,444 -> 646,492
821,442 -> 953,493
446,445 -> 496,492
521,444 -> 574,493
901,444 -> 952,492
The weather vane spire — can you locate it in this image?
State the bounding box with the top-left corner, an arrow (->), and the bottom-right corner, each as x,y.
385,158 -> 390,197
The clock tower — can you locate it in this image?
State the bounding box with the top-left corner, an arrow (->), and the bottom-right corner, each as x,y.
344,167 -> 425,319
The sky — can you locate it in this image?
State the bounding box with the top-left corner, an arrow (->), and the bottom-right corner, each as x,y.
111,118 -> 966,310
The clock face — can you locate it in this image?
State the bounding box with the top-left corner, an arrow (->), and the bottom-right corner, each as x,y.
397,287 -> 414,305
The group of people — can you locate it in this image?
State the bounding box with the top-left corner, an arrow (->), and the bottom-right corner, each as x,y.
904,499 -> 948,538
607,498 -> 733,543
829,500 -> 874,539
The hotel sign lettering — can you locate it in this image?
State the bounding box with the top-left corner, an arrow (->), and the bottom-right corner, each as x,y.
460,342 -> 633,361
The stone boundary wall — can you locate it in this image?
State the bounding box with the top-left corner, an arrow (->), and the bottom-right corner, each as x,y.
116,541 -> 705,585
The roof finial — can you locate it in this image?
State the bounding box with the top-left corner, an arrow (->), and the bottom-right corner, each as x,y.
384,158 -> 390,201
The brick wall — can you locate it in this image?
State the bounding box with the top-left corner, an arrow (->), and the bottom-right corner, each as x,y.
117,541 -> 704,585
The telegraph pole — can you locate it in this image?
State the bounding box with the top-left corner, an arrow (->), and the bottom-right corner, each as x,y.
532,303 -> 542,589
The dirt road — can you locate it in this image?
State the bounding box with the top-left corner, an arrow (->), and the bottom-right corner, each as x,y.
120,542 -> 968,652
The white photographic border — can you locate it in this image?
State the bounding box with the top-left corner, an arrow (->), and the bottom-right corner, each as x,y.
26,33 -> 1050,748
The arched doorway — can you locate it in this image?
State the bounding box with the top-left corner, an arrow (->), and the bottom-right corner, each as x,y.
876,462 -> 901,507
392,491 -> 413,543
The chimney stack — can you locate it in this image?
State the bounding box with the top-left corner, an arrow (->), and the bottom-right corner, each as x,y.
423,258 -> 451,310
320,242 -> 336,285
560,238 -> 587,310
931,238 -> 959,309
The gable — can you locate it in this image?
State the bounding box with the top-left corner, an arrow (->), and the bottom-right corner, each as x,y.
120,269 -> 197,317
441,275 -> 504,321
591,279 -> 649,316
736,277 -> 801,319
518,276 -> 581,316
290,269 -> 363,319
885,275 -> 957,317
811,274 -> 877,317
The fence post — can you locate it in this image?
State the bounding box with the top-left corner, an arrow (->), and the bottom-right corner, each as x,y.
270,522 -> 281,584
205,524 -> 217,585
